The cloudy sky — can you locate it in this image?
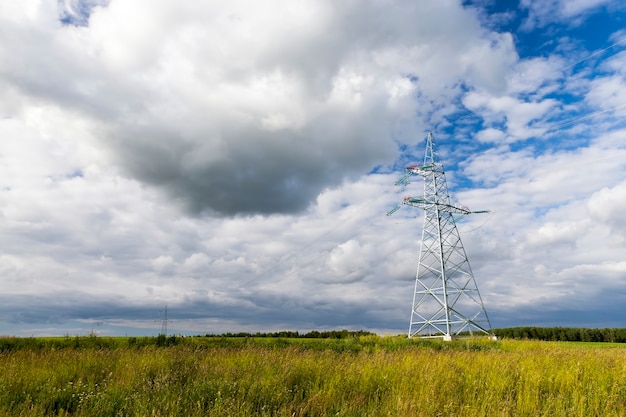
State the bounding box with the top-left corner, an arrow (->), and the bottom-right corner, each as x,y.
1,0 -> 626,336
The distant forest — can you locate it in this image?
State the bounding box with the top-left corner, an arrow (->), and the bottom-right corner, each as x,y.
202,330 -> 376,339
493,327 -> 626,343
207,327 -> 626,343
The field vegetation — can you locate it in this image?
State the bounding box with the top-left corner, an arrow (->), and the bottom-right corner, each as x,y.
0,334 -> 625,416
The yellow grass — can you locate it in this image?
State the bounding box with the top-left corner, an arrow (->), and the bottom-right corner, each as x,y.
0,336 -> 625,416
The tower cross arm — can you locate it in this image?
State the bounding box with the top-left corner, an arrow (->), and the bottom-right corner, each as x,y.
401,197 -> 490,216
393,164 -> 439,186
443,205 -> 491,216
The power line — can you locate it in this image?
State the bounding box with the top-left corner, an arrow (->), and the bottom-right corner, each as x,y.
544,102 -> 626,134
547,37 -> 626,78
529,37 -> 626,134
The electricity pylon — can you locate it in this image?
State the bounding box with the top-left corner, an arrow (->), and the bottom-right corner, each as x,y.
388,132 -> 494,340
158,305 -> 171,337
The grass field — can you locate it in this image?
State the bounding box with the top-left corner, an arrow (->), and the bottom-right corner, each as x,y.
0,335 -> 625,416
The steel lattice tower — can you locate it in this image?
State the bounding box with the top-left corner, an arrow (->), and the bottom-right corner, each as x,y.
159,305 -> 170,337
388,132 -> 494,340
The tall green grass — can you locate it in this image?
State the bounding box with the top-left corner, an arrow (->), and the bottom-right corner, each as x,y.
0,336 -> 624,416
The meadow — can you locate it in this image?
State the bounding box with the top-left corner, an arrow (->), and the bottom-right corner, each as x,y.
0,335 -> 625,416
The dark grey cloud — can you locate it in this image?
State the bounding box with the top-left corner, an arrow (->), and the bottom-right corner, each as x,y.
490,297 -> 626,329
0,285 -> 409,334
110,108 -> 395,216
6,266 -> 626,334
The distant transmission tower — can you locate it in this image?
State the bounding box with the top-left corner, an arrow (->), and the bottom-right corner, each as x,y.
159,305 -> 171,337
388,132 -> 495,340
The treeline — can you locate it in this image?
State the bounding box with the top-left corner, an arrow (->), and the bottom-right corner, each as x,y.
202,329 -> 375,339
493,327 -> 626,342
